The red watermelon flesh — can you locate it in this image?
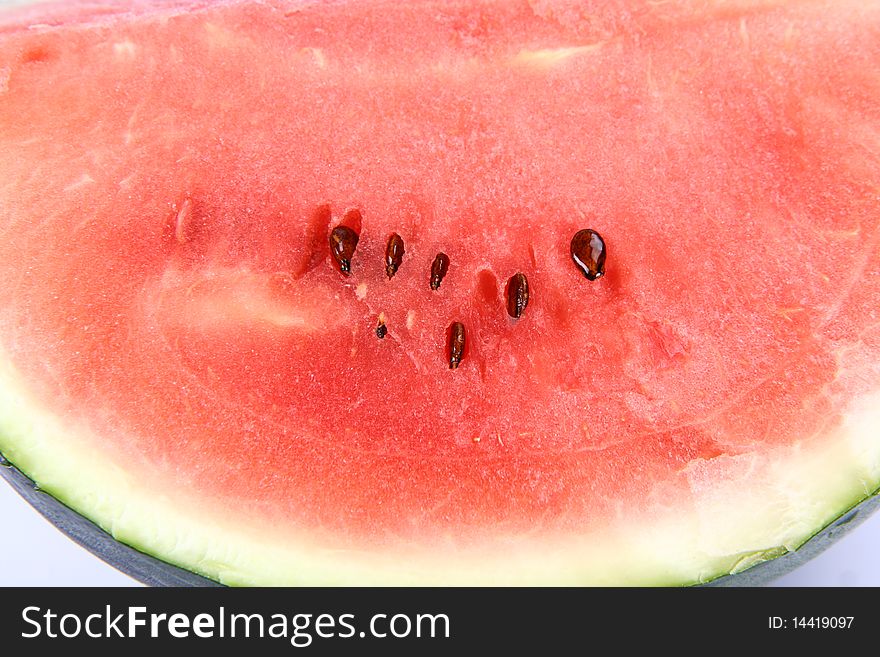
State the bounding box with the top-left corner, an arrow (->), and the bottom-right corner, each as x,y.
0,0 -> 878,585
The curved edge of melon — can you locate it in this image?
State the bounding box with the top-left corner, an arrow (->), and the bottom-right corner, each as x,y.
2,452 -> 879,588
0,454 -> 221,587
1,351 -> 878,586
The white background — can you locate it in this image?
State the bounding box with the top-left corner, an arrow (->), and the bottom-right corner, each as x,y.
1,479 -> 878,586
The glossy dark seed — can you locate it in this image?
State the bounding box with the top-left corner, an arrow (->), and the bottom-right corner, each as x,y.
448,321 -> 466,370
376,321 -> 387,339
570,229 -> 606,280
385,233 -> 405,279
506,272 -> 529,319
430,253 -> 450,290
329,225 -> 359,276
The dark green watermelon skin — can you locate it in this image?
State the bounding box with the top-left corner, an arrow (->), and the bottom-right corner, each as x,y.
1,452 -> 219,587
703,494 -> 880,587
2,449 -> 877,587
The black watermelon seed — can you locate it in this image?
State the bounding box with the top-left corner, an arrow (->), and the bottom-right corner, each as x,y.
329,225 -> 359,276
570,229 -> 606,280
430,253 -> 450,290
506,272 -> 530,319
448,321 -> 466,370
376,321 -> 387,339
385,233 -> 405,279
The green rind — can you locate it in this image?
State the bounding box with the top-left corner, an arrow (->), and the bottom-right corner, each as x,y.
0,451 -> 220,587
1,336 -> 879,586
2,445 -> 878,586
705,490 -> 880,586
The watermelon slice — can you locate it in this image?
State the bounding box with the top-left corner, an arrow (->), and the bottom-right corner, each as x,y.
0,0 -> 878,586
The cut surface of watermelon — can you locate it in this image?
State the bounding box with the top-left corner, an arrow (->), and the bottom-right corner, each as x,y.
0,0 -> 878,585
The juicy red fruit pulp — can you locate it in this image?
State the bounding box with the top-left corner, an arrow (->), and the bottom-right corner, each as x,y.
0,0 -> 878,552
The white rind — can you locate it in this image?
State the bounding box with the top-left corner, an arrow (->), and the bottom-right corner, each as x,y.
0,349 -> 878,586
